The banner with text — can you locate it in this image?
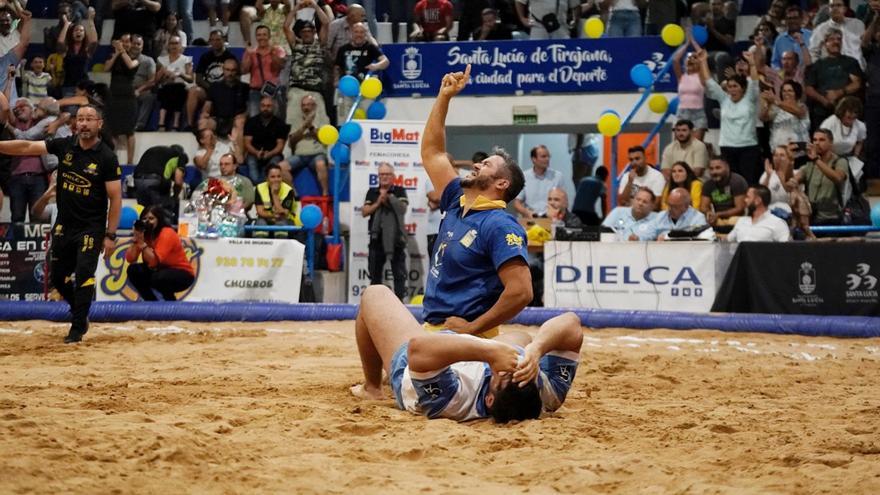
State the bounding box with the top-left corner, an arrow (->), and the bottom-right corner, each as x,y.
97,237 -> 304,303
544,241 -> 734,312
0,223 -> 50,301
348,121 -> 428,303
383,38 -> 676,97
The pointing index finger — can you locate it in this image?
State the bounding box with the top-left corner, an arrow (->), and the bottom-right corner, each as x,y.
463,64 -> 471,80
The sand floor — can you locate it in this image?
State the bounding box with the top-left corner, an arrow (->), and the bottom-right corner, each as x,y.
0,320 -> 879,494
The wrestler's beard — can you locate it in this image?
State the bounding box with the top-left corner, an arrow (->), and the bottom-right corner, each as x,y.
460,173 -> 493,190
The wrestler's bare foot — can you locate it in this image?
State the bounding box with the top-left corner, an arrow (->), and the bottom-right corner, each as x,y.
350,383 -> 385,400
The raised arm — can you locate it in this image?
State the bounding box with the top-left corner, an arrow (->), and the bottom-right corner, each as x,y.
10,10 -> 31,60
84,8 -> 99,56
420,64 -> 471,195
0,139 -> 48,156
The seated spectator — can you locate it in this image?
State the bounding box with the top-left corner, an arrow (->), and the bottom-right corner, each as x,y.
112,0 -> 161,58
572,165 -> 608,225
804,28 -> 864,132
254,163 -> 303,237
204,58 -> 249,161
771,6 -> 812,70
810,0 -> 866,68
194,127 -> 234,178
602,187 -> 658,241
470,7 -> 512,41
795,129 -> 849,226
661,119 -> 709,179
513,145 -> 565,218
761,80 -> 810,157
155,36 -> 193,131
130,34 -> 157,131
153,11 -> 187,58
412,0 -> 454,41
104,34 -> 140,165
515,0 -> 576,40
821,96 -> 865,159
616,145 -> 665,209
639,187 -> 710,241
661,161 -> 702,210
280,94 -> 330,195
195,153 -> 255,211
701,49 -> 762,184
22,57 -> 51,102
334,21 -> 389,121
284,19 -> 330,130
125,206 -> 195,302
241,25 -> 285,117
186,30 -> 237,129
607,0 -> 642,38
726,185 -> 791,242
241,0 -> 291,48
672,47 -> 708,142
545,187 -> 582,228
244,96 -> 288,183
700,156 -> 747,227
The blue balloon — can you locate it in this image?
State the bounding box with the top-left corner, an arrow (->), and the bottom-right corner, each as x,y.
667,96 -> 680,115
331,143 -> 350,164
692,25 -> 709,46
366,101 -> 387,120
338,121 -> 362,144
300,204 -> 323,230
871,202 -> 880,227
338,75 -> 360,98
119,206 -> 139,230
630,64 -> 653,88
600,109 -> 620,118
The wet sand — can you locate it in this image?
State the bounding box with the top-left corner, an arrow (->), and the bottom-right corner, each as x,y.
1,320 -> 878,494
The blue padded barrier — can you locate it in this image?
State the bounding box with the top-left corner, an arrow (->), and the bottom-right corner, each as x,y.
0,302 -> 878,338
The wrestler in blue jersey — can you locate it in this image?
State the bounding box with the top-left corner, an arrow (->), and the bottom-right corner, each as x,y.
418,64 -> 532,338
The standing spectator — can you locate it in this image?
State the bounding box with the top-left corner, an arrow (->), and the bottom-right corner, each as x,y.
125,205 -> 195,301
810,0 -> 866,68
327,3 -> 376,60
700,49 -> 762,184
241,0 -> 292,48
58,10 -> 97,98
513,145 -> 565,218
186,30 -> 237,130
660,161 -> 703,210
661,119 -> 709,179
615,145 -> 665,209
43,3 -> 71,56
112,0 -> 161,59
804,28 -> 863,134
0,8 -> 20,57
572,165 -> 607,225
130,34 -> 157,131
204,58 -> 249,161
761,80 -> 810,154
515,0 -> 578,40
4,100 -> 46,223
280,94 -> 330,194
606,0 -> 642,38
155,36 -> 193,131
153,11 -> 188,58
202,0 -> 233,36
0,10 -> 29,102
644,0 -> 679,36
362,162 -> 409,301
22,57 -> 52,102
253,162 -> 302,235
244,96 -> 288,183
456,0 -> 488,42
864,3 -> 880,178
672,46 -> 708,141
700,156 -> 747,227
284,19 -> 330,129
390,0 -> 417,43
104,34 -> 140,164
772,6 -> 812,69
241,25 -> 285,117
334,22 -> 389,121
348,0 -> 378,38
470,7 -> 512,40
166,0 -> 195,43
193,127 -> 233,179
46,43 -> 65,99
411,0 -> 454,41
726,185 -> 791,242
692,0 -> 735,76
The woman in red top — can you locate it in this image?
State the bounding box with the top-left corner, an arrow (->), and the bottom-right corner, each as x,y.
126,205 -> 195,301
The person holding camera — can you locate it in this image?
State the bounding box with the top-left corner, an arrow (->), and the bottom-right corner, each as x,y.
515,0 -> 579,40
241,24 -> 285,118
125,205 -> 195,301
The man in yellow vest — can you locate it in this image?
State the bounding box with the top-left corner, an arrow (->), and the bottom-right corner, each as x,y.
254,163 -> 302,238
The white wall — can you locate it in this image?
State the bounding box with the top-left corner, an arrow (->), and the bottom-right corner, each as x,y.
518,134 -> 576,201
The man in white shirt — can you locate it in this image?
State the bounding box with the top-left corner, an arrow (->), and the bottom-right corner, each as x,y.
513,144 -> 565,218
602,187 -> 658,240
660,120 -> 709,179
727,185 -> 791,242
810,0 -> 866,68
617,145 -> 665,209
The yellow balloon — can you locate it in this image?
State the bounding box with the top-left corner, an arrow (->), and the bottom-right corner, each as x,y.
317,124 -> 339,146
134,203 -> 144,216
584,17 -> 604,39
648,94 -> 669,114
92,63 -> 105,72
410,294 -> 424,305
353,108 -> 367,120
597,113 -> 621,137
360,78 -> 383,99
661,24 -> 685,47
